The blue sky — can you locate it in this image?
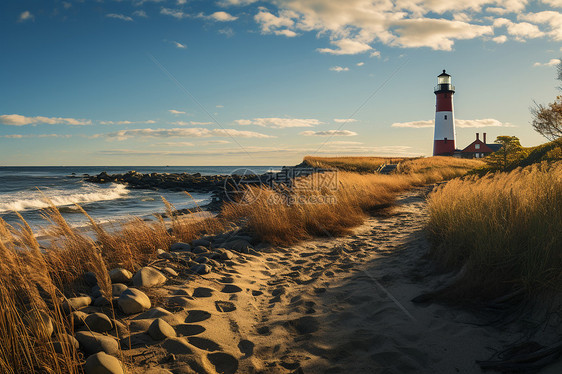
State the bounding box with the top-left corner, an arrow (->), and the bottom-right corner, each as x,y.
1,0 -> 561,166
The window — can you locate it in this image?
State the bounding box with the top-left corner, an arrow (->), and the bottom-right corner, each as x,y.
475,144 -> 480,150
444,115 -> 447,120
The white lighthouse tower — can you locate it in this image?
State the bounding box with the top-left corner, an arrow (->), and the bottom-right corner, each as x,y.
433,70 -> 456,156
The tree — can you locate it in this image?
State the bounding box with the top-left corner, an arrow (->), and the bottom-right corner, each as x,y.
531,96 -> 562,143
486,136 -> 527,170
531,58 -> 562,144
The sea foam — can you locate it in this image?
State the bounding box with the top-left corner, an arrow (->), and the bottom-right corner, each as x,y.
0,183 -> 129,213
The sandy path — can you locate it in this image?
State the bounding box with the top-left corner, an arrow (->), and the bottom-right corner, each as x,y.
126,187 -> 562,374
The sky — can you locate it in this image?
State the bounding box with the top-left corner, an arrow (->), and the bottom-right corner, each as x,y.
0,0 -> 561,166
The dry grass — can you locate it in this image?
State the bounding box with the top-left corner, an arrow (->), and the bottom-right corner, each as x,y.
222,157 -> 483,245
303,156 -> 414,173
427,161 -> 562,301
0,193 -> 225,373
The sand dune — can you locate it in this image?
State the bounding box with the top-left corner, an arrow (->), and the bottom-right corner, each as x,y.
116,187 -> 562,373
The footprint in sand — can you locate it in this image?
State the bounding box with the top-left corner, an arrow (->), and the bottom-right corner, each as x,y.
185,310 -> 212,323
207,352 -> 239,374
187,336 -> 222,352
215,300 -> 236,312
221,284 -> 242,293
176,324 -> 206,336
218,276 -> 235,284
192,287 -> 214,298
238,339 -> 254,358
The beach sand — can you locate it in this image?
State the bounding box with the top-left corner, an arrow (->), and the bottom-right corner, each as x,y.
111,187 -> 562,373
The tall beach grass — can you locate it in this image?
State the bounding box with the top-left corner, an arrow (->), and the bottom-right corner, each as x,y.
427,161 -> 562,301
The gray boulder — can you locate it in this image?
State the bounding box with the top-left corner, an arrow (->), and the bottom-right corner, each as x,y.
192,246 -> 208,254
118,288 -> 151,315
148,318 -> 177,340
132,267 -> 166,288
111,283 -> 128,297
85,313 -> 113,333
108,268 -> 133,284
170,242 -> 191,252
53,333 -> 79,354
63,296 -> 93,313
75,331 -> 118,355
191,239 -> 210,248
190,263 -> 211,275
84,352 -> 123,374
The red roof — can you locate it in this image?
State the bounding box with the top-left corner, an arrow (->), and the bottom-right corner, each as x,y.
461,139 -> 495,153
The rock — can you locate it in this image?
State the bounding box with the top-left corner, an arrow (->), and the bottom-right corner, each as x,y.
191,239 -> 210,248
84,272 -> 97,286
84,352 -> 124,374
70,311 -> 88,327
194,256 -> 209,264
216,249 -> 234,260
148,318 -> 177,340
63,296 -> 93,313
93,296 -> 111,307
133,307 -> 179,325
118,288 -> 151,314
75,331 -> 119,355
26,310 -> 53,338
192,246 -> 208,254
157,248 -> 166,256
224,239 -> 253,253
170,242 -> 191,252
108,268 -> 133,284
91,285 -> 102,299
53,333 -> 79,354
132,267 -> 166,288
162,267 -> 178,277
85,313 -> 113,333
110,319 -> 129,339
190,263 -> 211,275
158,251 -> 179,261
112,283 -> 128,297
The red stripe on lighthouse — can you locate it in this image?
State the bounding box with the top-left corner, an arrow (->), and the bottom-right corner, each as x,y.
436,93 -> 452,111
433,140 -> 455,155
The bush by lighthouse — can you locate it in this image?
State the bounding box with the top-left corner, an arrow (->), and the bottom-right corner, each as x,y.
433,70 -> 456,156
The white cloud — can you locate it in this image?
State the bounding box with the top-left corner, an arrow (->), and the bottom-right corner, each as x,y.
173,41 -> 187,48
244,1 -> 561,52
493,17 -> 544,40
300,130 -> 357,136
169,109 -> 186,114
541,0 -> 562,7
356,62 -> 365,66
1,134 -> 71,139
218,0 -> 258,5
324,141 -> 363,145
177,0 -> 187,4
171,121 -> 214,125
392,18 -> 493,50
235,117 -> 323,128
161,8 -> 186,19
391,118 -> 515,128
216,105 -> 224,108
18,11 -> 34,22
218,28 -> 235,37
533,58 -> 561,67
209,11 -> 238,21
101,127 -> 274,140
391,119 -> 434,128
330,66 -> 349,72
318,39 -> 372,55
274,29 -> 298,37
334,118 -> 358,123
519,11 -> 562,40
155,141 -> 194,146
492,35 -> 507,43
133,10 -> 148,18
204,140 -> 231,144
106,13 -> 134,22
0,114 -> 91,126
99,120 -> 156,125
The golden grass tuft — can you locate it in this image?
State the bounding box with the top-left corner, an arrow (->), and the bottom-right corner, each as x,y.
222,157 -> 482,245
303,156 -> 413,173
426,161 -> 562,301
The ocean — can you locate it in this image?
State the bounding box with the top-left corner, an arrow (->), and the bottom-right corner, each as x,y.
0,166 -> 281,233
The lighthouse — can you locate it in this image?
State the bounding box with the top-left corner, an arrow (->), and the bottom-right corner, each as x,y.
433,70 -> 456,156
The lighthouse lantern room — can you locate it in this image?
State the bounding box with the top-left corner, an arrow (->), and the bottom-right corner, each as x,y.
433,70 -> 456,156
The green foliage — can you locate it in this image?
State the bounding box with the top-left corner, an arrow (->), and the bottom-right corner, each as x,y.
485,135 -> 528,171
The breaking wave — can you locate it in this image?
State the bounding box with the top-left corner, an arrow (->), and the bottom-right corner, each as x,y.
0,183 -> 129,214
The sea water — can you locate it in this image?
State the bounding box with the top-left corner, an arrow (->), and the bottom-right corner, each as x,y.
0,166 -> 280,232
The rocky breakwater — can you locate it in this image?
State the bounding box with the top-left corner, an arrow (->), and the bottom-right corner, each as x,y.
85,171 -> 230,192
